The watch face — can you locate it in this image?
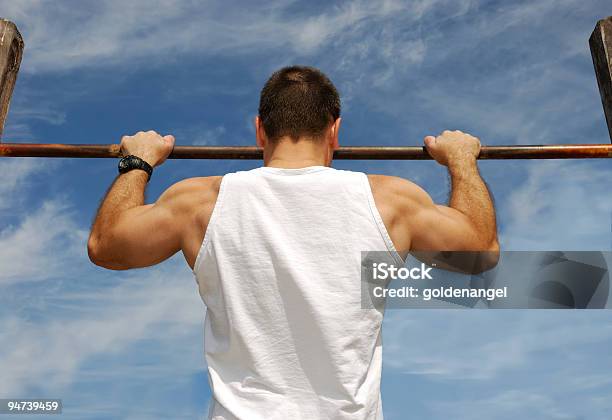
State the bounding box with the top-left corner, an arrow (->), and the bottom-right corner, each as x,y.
119,156 -> 137,172
119,157 -> 130,171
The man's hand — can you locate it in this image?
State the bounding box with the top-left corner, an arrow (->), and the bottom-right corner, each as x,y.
424,130 -> 480,167
120,130 -> 175,167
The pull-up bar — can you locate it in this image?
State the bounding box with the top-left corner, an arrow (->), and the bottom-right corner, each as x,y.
0,143 -> 610,160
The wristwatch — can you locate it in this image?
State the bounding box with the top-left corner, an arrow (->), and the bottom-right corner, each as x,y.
118,155 -> 153,182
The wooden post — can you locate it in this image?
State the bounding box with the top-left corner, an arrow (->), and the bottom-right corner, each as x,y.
590,16 -> 612,143
0,19 -> 24,140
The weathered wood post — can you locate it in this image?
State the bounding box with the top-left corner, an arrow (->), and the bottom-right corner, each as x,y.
0,19 -> 24,139
590,16 -> 612,143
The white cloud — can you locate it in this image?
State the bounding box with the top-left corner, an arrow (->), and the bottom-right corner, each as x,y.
383,310 -> 612,380
0,0 -> 418,73
0,199 -> 88,284
0,158 -> 62,223
190,125 -> 227,146
430,389 -> 580,420
10,106 -> 66,126
0,159 -> 50,204
501,161 -> 612,250
0,259 -> 204,396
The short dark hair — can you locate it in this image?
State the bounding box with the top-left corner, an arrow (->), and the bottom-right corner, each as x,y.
258,65 -> 341,142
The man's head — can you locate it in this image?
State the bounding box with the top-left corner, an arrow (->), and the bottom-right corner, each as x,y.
255,65 -> 341,165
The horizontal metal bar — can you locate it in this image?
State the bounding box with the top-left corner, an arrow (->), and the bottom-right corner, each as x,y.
0,143 -> 611,159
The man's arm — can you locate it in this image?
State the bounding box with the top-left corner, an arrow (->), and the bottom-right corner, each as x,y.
413,132 -> 498,252
88,130 -> 183,270
88,174 -> 199,270
370,130 -> 499,272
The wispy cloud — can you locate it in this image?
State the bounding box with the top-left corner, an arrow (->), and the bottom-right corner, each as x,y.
189,125 -> 227,146
430,389 -> 581,420
0,199 -> 88,284
0,263 -> 204,396
0,0 -> 421,73
501,161 -> 612,250
383,311 -> 612,380
0,159 -> 50,202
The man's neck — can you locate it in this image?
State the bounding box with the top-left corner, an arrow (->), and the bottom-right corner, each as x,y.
263,137 -> 331,168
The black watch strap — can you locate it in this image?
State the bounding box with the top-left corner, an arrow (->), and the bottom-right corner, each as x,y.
118,155 -> 153,181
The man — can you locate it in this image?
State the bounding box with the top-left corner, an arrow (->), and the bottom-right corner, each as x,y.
88,65 -> 499,419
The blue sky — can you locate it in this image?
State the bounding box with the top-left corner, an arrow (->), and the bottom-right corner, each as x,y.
0,0 -> 611,419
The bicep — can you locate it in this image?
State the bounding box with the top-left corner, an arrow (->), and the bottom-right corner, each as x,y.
411,203 -> 483,251
104,201 -> 182,269
377,175 -> 498,273
383,177 -> 482,251
370,175 -> 480,252
92,179 -> 191,270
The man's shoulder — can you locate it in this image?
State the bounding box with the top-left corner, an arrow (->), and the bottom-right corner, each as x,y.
158,176 -> 222,211
367,174 -> 428,202
366,174 -> 436,223
167,176 -> 222,195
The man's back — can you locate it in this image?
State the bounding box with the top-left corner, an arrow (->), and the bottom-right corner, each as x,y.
87,66 -> 499,420
193,166 -> 402,420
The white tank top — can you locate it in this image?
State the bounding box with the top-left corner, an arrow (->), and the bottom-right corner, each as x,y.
192,166 -> 403,420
